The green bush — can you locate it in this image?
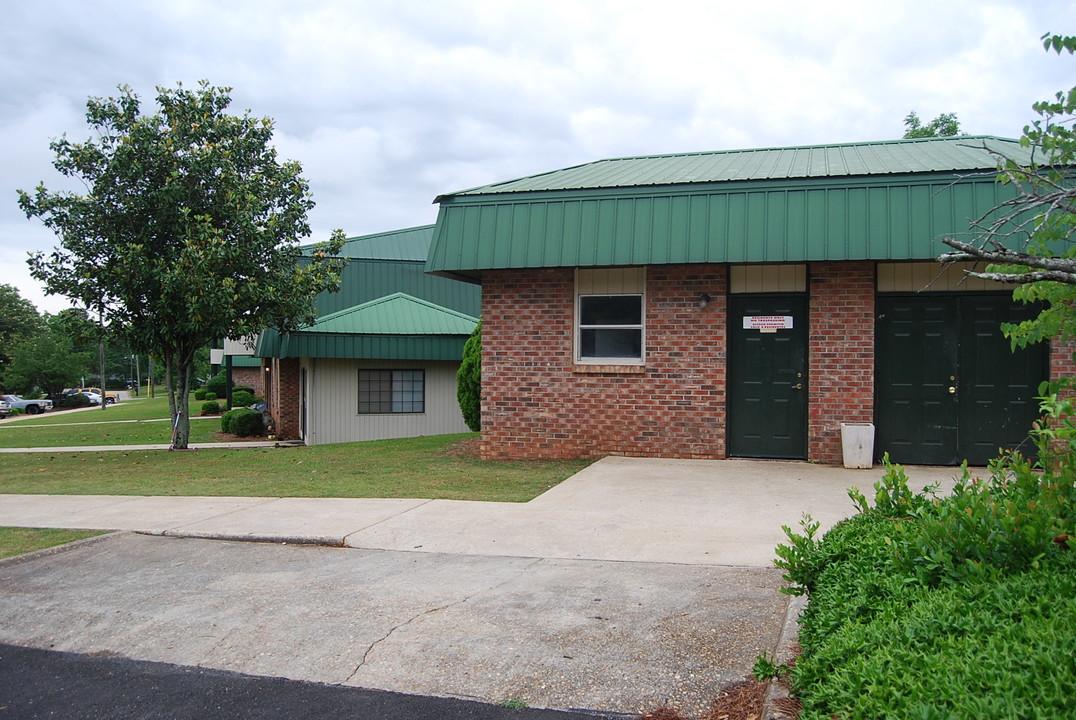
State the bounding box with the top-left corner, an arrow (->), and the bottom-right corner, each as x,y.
775,391 -> 1076,719
61,393 -> 92,409
222,407 -> 263,437
232,385 -> 254,395
457,319 -> 481,432
205,370 -> 228,398
231,390 -> 255,408
204,391 -> 217,401
193,388 -> 207,400
200,400 -> 221,416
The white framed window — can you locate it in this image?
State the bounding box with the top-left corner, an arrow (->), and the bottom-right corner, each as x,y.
358,369 -> 425,414
575,268 -> 645,364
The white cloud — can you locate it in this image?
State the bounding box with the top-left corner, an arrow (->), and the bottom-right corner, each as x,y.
2,0 -> 1075,315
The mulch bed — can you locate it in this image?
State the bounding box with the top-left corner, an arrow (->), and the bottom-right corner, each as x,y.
637,678 -> 773,720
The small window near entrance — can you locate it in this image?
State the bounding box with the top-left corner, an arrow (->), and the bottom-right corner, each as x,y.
358,369 -> 425,414
576,268 -> 646,364
578,295 -> 643,361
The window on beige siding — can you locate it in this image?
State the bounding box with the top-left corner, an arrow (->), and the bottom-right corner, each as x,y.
358,369 -> 425,414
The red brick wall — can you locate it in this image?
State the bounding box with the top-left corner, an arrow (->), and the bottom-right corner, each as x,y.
480,266 -> 728,460
267,357 -> 301,440
231,366 -> 265,396
807,262 -> 876,464
1051,339 -> 1076,381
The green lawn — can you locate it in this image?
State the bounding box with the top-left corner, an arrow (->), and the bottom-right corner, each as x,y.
0,396 -> 225,447
0,433 -> 592,503
0,527 -> 108,560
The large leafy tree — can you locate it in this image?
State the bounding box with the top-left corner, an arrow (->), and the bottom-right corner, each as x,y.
0,284 -> 44,374
19,82 -> 344,447
4,319 -> 92,398
939,33 -> 1076,350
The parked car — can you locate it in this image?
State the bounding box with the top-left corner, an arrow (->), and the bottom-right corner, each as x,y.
77,392 -> 103,406
0,398 -> 9,418
0,394 -> 54,415
73,387 -> 119,405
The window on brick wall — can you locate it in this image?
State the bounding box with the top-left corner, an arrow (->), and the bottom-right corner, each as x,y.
576,268 -> 645,364
358,369 -> 425,414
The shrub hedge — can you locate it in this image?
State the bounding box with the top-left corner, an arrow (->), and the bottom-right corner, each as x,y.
221,407 -> 264,437
200,400 -> 221,416
205,371 -> 227,398
775,390 -> 1076,719
231,390 -> 255,408
61,394 -> 92,409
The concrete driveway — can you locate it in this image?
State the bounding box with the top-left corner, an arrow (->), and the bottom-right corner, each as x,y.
0,457 -> 963,716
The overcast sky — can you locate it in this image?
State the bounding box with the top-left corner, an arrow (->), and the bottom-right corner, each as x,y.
3,0 -> 1074,313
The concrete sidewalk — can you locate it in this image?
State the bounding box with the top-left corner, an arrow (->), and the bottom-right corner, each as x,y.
0,456 -> 962,567
0,457 -> 965,715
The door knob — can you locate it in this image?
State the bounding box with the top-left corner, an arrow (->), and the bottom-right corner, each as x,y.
793,383 -> 804,390
948,386 -> 956,394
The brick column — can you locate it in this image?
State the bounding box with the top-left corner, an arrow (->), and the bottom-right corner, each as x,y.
808,262 -> 875,464
268,357 -> 301,440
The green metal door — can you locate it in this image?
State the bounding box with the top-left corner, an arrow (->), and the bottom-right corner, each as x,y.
876,295 -> 1045,465
728,295 -> 808,459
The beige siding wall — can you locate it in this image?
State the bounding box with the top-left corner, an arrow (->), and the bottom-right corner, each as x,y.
877,262 -> 1010,292
729,264 -> 807,293
303,358 -> 469,445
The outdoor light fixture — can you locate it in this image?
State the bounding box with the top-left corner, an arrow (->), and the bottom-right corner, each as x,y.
699,293 -> 712,309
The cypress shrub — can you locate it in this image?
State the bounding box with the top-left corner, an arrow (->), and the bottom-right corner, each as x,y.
456,319 -> 481,432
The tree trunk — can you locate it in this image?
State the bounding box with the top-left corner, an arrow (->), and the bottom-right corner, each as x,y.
97,328 -> 106,412
167,353 -> 193,450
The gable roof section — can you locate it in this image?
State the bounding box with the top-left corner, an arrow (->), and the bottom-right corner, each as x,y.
256,293 -> 477,360
307,293 -> 477,335
426,136 -> 1033,278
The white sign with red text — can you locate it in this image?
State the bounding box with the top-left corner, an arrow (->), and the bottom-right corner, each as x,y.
743,315 -> 794,332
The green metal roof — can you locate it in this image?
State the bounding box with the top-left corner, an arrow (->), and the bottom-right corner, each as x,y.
227,355 -> 262,368
307,293 -> 477,335
302,225 -> 434,261
436,137 -> 1029,197
310,257 -> 481,318
426,137 -> 1033,276
256,293 -> 477,360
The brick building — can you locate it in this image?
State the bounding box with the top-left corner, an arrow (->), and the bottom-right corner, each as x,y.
425,137 -> 1062,466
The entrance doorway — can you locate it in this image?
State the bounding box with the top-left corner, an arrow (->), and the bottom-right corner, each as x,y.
875,294 -> 1046,465
728,295 -> 808,459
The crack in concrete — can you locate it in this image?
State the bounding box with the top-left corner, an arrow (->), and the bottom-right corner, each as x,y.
344,557 -> 544,683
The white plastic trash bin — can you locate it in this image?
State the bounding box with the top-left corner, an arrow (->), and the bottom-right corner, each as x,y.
840,422 -> 875,469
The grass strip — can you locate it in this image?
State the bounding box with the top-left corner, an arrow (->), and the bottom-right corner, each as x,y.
0,433 -> 591,503
0,527 -> 108,560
